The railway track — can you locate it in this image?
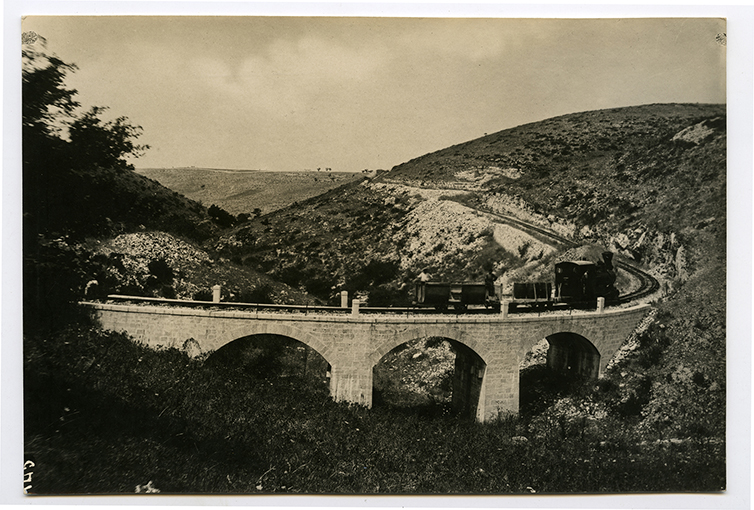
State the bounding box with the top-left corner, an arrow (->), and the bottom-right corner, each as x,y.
104,201 -> 659,316
476,207 -> 660,304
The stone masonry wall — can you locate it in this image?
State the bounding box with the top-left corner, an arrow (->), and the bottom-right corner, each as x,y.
87,302 -> 651,421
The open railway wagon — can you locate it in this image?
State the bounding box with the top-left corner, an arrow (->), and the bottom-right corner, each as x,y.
414,282 -> 501,312
509,282 -> 553,311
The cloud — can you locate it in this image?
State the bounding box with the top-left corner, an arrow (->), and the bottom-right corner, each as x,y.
395,18 -> 543,62
193,35 -> 386,114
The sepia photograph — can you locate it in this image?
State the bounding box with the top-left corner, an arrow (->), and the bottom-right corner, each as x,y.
7,6 -> 749,506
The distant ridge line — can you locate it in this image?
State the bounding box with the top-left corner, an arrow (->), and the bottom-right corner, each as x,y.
136,167 -> 358,174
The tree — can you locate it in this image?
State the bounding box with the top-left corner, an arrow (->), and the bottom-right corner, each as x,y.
22,37 -> 80,208
68,106 -> 148,170
22,37 -> 79,141
22,36 -> 149,174
22,36 -> 150,242
208,204 -> 236,228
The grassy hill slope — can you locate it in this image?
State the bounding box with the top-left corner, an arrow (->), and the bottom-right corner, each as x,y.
136,167 -> 363,216
25,163 -> 218,245
213,104 -> 724,305
387,103 -> 725,234
207,102 -> 727,456
24,102 -> 727,493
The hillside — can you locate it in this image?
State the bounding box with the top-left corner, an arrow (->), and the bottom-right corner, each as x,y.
23,162 -> 319,334
24,160 -> 220,246
213,104 -> 724,305
24,102 -> 727,493
387,103 -> 725,233
136,167 -> 363,216
206,102 -> 726,454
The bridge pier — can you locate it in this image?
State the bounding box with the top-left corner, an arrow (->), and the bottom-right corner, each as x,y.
330,364 -> 372,407
476,355 -> 521,420
85,300 -> 651,423
451,342 -> 487,419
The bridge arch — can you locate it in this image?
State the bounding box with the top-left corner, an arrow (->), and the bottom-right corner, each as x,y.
368,324 -> 491,367
369,327 -> 488,419
206,333 -> 332,383
517,320 -> 608,376
207,322 -> 335,370
544,332 -> 600,379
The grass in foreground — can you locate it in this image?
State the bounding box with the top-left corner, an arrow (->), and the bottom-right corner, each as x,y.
24,317 -> 724,495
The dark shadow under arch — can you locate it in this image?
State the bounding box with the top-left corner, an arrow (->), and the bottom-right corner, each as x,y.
519,333 -> 600,416
205,334 -> 330,386
545,332 -> 601,380
372,337 -> 486,420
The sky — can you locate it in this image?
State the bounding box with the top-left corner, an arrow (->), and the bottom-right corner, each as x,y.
5,7 -> 753,509
21,16 -> 726,173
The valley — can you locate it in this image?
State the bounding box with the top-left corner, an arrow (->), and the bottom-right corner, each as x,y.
136,167 -> 364,215
24,102 -> 727,494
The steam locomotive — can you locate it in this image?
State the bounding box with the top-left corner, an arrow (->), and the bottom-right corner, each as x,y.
414,251 -> 618,312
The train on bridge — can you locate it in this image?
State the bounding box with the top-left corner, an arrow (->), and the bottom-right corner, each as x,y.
414,251 -> 619,313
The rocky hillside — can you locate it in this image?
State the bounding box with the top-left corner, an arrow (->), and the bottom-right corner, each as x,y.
79,231 -> 317,305
385,103 -> 725,283
26,101 -> 727,484
206,104 -> 723,309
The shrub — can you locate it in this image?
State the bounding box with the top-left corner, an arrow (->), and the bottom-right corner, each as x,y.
24,238 -> 104,333
347,260 -> 400,291
609,376 -> 652,418
208,204 -> 236,228
276,266 -> 304,288
304,277 -> 336,300
238,283 -> 274,304
366,285 -> 411,307
193,289 -> 213,301
147,258 -> 173,285
159,285 -> 177,299
634,325 -> 672,368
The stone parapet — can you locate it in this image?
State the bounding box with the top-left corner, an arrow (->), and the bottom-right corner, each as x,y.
82,301 -> 651,421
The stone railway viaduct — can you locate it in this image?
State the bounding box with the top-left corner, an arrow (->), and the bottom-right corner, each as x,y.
86,301 -> 650,422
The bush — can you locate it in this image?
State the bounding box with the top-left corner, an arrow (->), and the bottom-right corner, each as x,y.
147,258 -> 173,285
193,289 -> 213,301
237,283 -> 274,304
367,285 -> 411,307
23,238 -> 104,333
159,285 -> 177,299
634,325 -> 671,368
208,204 -> 236,228
304,277 -> 336,299
282,266 -> 305,287
347,260 -> 400,291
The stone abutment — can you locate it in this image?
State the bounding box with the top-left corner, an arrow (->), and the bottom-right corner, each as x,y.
84,301 -> 651,421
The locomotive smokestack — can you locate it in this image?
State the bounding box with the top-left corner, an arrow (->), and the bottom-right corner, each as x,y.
602,251 -> 614,270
